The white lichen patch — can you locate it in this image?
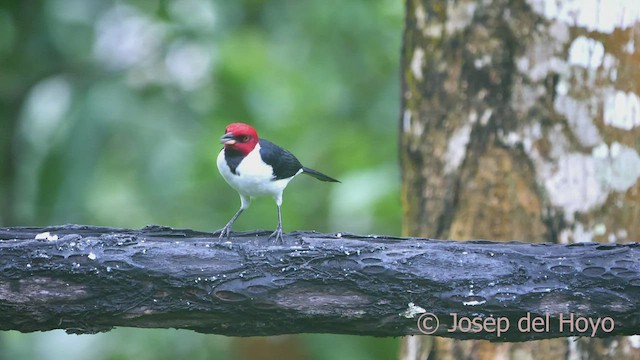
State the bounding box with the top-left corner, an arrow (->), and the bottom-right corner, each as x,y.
517,54 -> 565,82
603,89 -> 640,130
602,54 -> 619,82
529,135 -> 640,224
558,228 -> 571,244
402,110 -> 412,133
554,94 -> 602,147
547,124 -> 570,158
512,83 -> 545,114
414,4 -> 428,34
544,152 -> 608,217
520,122 -> 542,154
479,109 -> 492,125
594,142 -> 640,192
410,48 -> 425,81
35,232 -> 58,241
528,0 -> 640,34
400,302 -> 426,318
463,299 -> 486,306
617,229 -> 628,240
411,117 -> 425,137
573,222 -> 595,243
87,252 -> 97,260
446,1 -> 476,34
473,55 -> 491,69
515,23 -> 568,82
500,131 -> 522,147
625,39 -> 636,54
593,223 -> 607,236
608,229 -> 627,243
444,124 -> 472,174
592,143 -> 609,159
568,36 -> 604,69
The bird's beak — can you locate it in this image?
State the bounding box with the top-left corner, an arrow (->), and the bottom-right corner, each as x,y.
220,132 -> 236,145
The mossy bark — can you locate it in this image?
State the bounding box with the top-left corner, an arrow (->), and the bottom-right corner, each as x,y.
1,225 -> 639,340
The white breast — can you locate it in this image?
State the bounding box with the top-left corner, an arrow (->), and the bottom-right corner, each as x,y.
216,143 -> 301,199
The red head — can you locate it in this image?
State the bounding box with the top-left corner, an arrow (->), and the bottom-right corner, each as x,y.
220,123 -> 259,156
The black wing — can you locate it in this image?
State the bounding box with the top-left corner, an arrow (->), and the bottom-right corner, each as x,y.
259,139 -> 303,180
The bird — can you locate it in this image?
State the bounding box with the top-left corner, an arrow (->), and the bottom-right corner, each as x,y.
216,122 -> 339,243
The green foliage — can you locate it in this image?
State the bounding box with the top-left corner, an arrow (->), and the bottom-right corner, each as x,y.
0,0 -> 403,359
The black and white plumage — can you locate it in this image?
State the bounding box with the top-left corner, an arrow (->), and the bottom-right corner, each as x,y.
216,122 -> 339,243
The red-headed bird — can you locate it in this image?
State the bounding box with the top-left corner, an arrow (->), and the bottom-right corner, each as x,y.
216,123 -> 339,243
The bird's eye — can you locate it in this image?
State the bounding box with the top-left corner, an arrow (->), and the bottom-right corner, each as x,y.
241,136 -> 249,142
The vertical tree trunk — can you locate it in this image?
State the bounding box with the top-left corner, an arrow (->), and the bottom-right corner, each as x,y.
399,0 -> 640,359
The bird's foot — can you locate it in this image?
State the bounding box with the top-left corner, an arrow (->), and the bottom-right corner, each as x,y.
217,225 -> 232,240
269,227 -> 284,244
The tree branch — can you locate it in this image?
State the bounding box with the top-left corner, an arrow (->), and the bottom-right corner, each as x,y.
0,225 -> 638,341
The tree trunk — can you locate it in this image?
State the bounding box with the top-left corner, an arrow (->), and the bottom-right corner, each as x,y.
400,0 -> 640,358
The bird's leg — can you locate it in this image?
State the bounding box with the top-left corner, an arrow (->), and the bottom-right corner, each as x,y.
269,196 -> 284,243
218,207 -> 243,239
218,195 -> 250,239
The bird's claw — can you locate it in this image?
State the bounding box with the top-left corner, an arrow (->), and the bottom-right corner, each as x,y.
269,227 -> 284,244
217,225 -> 232,239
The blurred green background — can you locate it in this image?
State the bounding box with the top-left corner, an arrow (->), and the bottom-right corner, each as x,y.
0,0 -> 403,359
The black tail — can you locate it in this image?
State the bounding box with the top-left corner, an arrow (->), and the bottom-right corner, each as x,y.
302,167 -> 340,183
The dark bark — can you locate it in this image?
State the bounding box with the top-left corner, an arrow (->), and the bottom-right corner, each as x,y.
0,224 -> 638,341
